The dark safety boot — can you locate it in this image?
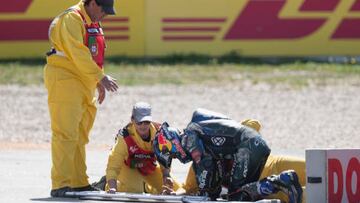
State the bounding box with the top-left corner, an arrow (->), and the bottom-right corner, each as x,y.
50,186 -> 72,197
91,175 -> 107,191
72,184 -> 100,192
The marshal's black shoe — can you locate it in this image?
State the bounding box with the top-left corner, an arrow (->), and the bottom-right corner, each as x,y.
50,186 -> 72,197
91,175 -> 107,191
72,184 -> 100,192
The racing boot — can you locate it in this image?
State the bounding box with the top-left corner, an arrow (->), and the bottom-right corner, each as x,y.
228,170 -> 302,203
263,170 -> 303,203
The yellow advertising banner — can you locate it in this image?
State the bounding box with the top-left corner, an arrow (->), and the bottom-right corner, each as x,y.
0,0 -> 144,58
146,0 -> 360,56
0,0 -> 360,58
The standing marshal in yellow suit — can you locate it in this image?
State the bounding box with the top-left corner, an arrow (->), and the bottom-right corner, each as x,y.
44,0 -> 119,197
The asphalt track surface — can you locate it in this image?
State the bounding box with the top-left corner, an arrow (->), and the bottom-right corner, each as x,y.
0,148 -> 304,203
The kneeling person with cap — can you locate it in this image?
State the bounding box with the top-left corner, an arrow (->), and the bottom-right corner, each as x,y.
105,102 -> 181,194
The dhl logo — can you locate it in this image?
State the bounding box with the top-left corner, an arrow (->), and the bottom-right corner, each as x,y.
102,18 -> 130,40
161,18 -> 227,41
0,0 -> 360,42
0,0 -> 129,41
161,0 -> 360,41
225,0 -> 360,39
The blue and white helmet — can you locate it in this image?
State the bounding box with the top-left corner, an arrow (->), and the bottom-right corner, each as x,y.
153,122 -> 191,168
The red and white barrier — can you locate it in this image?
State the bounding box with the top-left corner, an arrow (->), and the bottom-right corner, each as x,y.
306,149 -> 360,203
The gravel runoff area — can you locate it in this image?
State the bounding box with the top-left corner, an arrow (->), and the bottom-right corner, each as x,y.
0,83 -> 359,150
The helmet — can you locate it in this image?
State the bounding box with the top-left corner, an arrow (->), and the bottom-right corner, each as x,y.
153,122 -> 190,168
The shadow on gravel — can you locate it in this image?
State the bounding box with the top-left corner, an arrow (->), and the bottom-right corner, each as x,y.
30,197 -> 83,202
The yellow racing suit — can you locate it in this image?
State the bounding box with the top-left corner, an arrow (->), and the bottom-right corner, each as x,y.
106,122 -> 181,193
44,1 -> 105,190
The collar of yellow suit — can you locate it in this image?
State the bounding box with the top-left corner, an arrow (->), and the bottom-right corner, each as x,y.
77,1 -> 93,25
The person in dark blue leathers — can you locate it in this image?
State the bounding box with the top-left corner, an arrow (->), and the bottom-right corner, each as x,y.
153,108 -> 302,203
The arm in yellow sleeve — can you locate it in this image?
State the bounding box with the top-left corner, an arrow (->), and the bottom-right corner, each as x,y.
106,137 -> 128,181
59,12 -> 104,83
182,164 -> 199,195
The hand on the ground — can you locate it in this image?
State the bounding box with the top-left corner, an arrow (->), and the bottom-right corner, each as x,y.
161,185 -> 176,195
107,179 -> 117,194
100,75 -> 118,92
97,83 -> 106,104
107,188 -> 116,194
174,188 -> 186,196
161,177 -> 175,195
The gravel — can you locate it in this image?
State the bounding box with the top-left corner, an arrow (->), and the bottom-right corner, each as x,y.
0,83 -> 359,150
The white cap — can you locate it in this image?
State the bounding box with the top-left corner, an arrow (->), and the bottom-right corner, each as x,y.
132,102 -> 152,123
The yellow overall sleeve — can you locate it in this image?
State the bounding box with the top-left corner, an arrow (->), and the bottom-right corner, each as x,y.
106,138 -> 128,181
182,164 -> 198,195
241,119 -> 262,132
